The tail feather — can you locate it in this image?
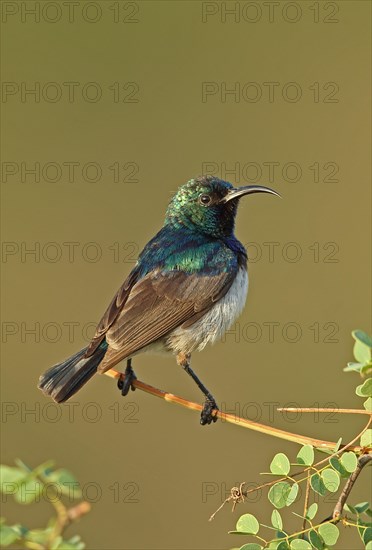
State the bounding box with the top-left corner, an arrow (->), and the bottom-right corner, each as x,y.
38,344 -> 107,403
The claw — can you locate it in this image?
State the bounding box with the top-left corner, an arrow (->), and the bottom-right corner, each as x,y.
200,400 -> 219,425
117,360 -> 137,397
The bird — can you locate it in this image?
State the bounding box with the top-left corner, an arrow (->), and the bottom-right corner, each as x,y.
38,175 -> 280,425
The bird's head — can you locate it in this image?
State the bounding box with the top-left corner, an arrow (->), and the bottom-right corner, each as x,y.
164,176 -> 280,238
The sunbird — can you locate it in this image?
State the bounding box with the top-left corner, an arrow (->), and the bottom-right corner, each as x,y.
39,176 -> 280,425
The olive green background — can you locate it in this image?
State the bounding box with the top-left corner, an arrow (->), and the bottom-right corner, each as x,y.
1,1 -> 371,549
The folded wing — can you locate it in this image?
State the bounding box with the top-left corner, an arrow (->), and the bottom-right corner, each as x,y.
90,267 -> 237,373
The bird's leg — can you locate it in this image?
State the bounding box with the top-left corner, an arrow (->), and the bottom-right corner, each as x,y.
117,358 -> 137,397
177,352 -> 218,425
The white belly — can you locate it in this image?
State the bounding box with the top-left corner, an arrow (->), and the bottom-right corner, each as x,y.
167,268 -> 248,355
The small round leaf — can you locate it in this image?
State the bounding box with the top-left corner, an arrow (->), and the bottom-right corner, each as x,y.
296,445 -> 314,466
309,529 -> 325,550
340,452 -> 358,473
356,378 -> 372,397
271,509 -> 283,531
321,468 -> 340,492
352,330 -> 372,348
329,457 -> 349,478
363,527 -> 372,545
318,523 -> 339,546
310,473 -> 326,496
0,466 -> 26,486
14,479 -> 42,504
268,482 -> 292,509
306,503 -> 318,520
236,513 -> 260,535
360,429 -> 372,448
364,397 -> 372,412
352,330 -> 372,364
270,453 -> 291,476
239,544 -> 263,550
286,483 -> 299,506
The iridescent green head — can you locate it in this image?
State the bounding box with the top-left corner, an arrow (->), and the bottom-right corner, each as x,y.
165,176 -> 280,238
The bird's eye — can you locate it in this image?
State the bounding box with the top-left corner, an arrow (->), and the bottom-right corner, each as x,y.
199,193 -> 212,206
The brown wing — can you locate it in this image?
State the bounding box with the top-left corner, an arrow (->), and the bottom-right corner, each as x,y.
85,268 -> 139,357
96,268 -> 237,373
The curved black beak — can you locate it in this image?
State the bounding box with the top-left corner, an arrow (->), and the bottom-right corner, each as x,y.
221,185 -> 281,203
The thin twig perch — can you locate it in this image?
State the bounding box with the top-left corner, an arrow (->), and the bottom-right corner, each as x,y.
103,368 -> 371,452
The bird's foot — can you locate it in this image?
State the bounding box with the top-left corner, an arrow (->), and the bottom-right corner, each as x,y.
117,361 -> 137,397
200,399 -> 219,425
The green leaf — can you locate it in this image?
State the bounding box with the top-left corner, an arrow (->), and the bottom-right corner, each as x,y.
44,469 -> 81,498
308,529 -> 325,550
352,330 -> 372,363
297,445 -> 314,466
364,397 -> 372,412
239,544 -> 263,550
0,524 -> 21,546
366,540 -> 372,550
236,514 -> 260,535
306,503 -> 318,520
268,482 -> 292,509
362,362 -> 372,375
270,453 -> 291,476
290,540 -> 312,550
354,342 -> 371,364
286,483 -> 299,506
357,521 -> 369,541
356,378 -> 372,397
344,362 -> 363,372
329,457 -> 349,478
363,527 -> 372,545
318,523 -> 339,546
321,468 -> 340,492
277,542 -> 290,550
310,473 -> 326,496
0,465 -> 26,487
271,509 -> 283,531
340,451 -> 358,473
361,429 -> 372,448
344,503 -> 357,515
354,502 -> 370,514
14,479 -> 42,504
353,330 -> 372,349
